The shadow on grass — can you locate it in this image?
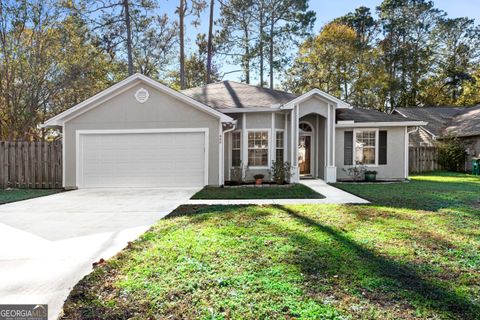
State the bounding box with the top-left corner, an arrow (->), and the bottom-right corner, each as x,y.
273,205 -> 479,319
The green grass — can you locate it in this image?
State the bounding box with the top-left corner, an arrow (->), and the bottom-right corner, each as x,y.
61,172 -> 480,320
0,188 -> 63,204
191,183 -> 324,199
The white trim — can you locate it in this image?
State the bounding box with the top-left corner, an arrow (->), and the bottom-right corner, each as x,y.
315,115 -> 319,177
217,107 -> 281,113
352,128 -> 379,167
271,113 -> 275,163
242,113 -> 247,179
275,129 -> 285,164
230,129 -> 242,168
282,88 -> 351,109
404,126 -> 409,179
284,113 -> 288,162
336,121 -> 427,128
218,122 -> 223,186
75,128 -> 209,188
246,128 -> 271,169
44,73 -> 233,127
62,123 -> 66,188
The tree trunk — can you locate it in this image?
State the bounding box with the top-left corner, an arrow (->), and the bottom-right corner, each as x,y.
179,0 -> 186,89
123,0 -> 134,75
259,8 -> 264,86
206,0 -> 214,83
269,10 -> 274,89
243,26 -> 250,83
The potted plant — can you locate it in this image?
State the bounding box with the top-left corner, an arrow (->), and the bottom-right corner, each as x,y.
253,174 -> 264,185
364,170 -> 377,182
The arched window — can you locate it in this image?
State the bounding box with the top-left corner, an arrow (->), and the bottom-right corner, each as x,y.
299,123 -> 313,132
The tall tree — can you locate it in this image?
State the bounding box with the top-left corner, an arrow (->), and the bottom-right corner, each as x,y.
422,17 -> 480,105
176,0 -> 206,89
206,0 -> 215,83
264,0 -> 315,89
284,22 -> 359,101
377,0 -> 444,109
218,0 -> 256,83
0,0 -> 113,140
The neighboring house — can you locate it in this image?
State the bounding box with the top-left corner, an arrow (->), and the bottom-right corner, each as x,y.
393,105 -> 480,170
43,74 -> 425,188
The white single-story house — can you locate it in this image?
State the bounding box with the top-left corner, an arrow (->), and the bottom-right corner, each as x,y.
43,74 -> 426,188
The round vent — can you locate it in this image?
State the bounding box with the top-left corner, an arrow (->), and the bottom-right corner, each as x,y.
135,88 -> 149,103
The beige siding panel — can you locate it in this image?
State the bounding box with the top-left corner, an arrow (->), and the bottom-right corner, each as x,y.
336,126 -> 406,180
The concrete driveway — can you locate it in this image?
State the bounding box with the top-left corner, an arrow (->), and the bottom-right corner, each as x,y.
0,188 -> 198,320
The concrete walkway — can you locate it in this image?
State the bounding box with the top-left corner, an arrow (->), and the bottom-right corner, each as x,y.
187,179 -> 369,205
0,188 -> 199,320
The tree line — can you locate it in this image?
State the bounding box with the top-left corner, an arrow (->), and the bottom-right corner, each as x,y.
0,0 -> 479,140
285,1 -> 480,111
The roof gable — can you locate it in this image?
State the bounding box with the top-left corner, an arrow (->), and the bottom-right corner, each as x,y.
43,74 -> 233,127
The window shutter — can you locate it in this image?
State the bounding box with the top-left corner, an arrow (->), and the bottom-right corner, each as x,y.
379,130 -> 387,165
344,131 -> 353,165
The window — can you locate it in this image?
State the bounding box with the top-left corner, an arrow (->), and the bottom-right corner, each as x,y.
355,129 -> 377,165
248,131 -> 269,167
276,131 -> 284,161
231,131 -> 241,167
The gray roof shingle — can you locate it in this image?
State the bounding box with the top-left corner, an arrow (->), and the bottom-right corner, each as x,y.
336,108 -> 408,123
181,81 -> 297,109
182,81 -> 424,124
395,106 -> 480,137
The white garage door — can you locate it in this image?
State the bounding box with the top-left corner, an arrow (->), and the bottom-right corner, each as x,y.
78,130 -> 207,188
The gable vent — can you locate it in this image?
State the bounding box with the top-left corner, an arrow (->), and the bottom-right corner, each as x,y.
135,88 -> 149,103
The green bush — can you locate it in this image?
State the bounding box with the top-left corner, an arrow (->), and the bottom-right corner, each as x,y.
436,135 -> 466,172
270,160 -> 292,184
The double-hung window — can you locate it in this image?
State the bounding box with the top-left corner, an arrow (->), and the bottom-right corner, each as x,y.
248,131 -> 269,167
231,131 -> 241,167
355,129 -> 377,165
276,131 -> 284,161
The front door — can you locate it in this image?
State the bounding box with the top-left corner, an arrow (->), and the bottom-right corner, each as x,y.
298,135 -> 311,175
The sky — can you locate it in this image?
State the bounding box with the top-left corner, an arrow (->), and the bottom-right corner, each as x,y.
160,0 -> 480,83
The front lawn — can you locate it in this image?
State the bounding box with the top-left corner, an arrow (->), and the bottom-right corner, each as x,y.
62,172 -> 480,319
0,188 -> 63,205
191,183 -> 324,199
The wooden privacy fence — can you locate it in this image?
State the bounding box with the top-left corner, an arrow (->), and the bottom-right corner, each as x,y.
0,141 -> 62,189
409,146 -> 441,173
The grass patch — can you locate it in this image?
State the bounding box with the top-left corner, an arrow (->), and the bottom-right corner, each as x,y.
333,171 -> 480,215
191,183 -> 324,200
0,188 -> 63,205
61,172 -> 480,319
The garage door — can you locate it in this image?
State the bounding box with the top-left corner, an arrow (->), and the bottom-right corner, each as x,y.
78,130 -> 207,188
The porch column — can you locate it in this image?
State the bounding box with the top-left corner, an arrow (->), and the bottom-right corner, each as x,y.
242,113 -> 247,180
325,103 -> 337,182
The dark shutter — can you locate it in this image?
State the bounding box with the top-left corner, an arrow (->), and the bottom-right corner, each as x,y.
344,131 -> 353,165
379,130 -> 387,165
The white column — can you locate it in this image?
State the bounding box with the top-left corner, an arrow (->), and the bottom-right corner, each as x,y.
325,103 -> 337,182
271,113 -> 275,165
284,112 -> 288,162
219,122 -> 223,186
242,113 -> 247,180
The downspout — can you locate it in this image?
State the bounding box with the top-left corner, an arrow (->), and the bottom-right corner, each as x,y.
221,121 -> 237,187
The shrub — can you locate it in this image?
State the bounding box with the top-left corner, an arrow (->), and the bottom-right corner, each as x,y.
342,162 -> 366,181
253,174 -> 264,180
270,160 -> 293,184
436,135 -> 467,172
